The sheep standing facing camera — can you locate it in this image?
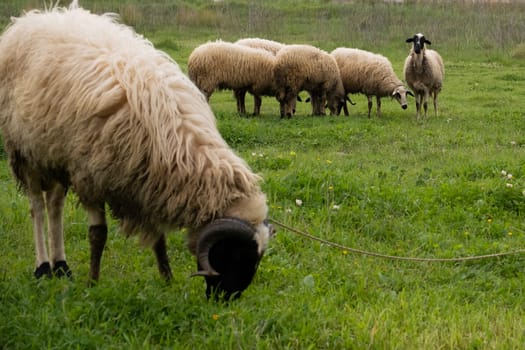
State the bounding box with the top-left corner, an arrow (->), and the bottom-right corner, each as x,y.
0,1 -> 273,301
188,40 -> 276,116
403,33 -> 445,120
331,47 -> 413,118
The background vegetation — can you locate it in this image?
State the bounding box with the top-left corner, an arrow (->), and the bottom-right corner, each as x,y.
1,0 -> 525,349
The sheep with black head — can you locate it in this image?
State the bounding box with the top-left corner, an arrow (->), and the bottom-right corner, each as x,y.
404,33 -> 445,121
0,1 -> 273,301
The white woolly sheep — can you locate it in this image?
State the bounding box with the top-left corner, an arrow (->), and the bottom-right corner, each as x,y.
331,47 -> 413,118
0,1 -> 273,301
234,37 -> 286,115
235,37 -> 285,55
187,40 -> 276,116
403,33 -> 445,120
273,44 -> 345,118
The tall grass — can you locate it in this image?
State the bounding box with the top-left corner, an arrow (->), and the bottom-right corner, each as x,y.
1,0 -> 525,349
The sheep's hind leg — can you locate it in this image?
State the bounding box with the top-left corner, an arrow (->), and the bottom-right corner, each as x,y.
45,182 -> 71,278
153,234 -> 172,281
86,205 -> 107,284
28,185 -> 51,279
376,96 -> 381,118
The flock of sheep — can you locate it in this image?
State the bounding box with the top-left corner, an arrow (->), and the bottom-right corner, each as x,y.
188,34 -> 444,120
0,0 -> 445,301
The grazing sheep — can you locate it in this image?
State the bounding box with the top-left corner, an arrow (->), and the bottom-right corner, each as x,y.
234,37 -> 286,115
331,47 -> 413,118
0,1 -> 273,300
403,33 -> 444,120
235,37 -> 285,55
273,44 -> 345,118
188,41 -> 276,116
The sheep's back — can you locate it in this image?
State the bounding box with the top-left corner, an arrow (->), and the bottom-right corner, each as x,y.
188,41 -> 275,93
235,38 -> 285,55
332,48 -> 399,96
274,44 -> 340,93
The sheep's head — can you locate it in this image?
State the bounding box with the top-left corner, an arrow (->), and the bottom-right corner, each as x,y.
327,84 -> 346,116
276,90 -> 297,118
392,86 -> 414,110
406,33 -> 431,55
191,217 -> 274,301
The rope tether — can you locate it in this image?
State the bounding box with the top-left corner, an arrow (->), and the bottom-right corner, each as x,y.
268,218 -> 525,262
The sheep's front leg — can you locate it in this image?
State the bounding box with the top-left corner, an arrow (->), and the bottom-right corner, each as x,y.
28,186 -> 51,279
423,91 -> 429,119
433,91 -> 439,117
45,183 -> 71,278
234,89 -> 247,114
367,96 -> 373,118
319,92 -> 327,116
376,96 -> 382,118
343,100 -> 349,116
415,93 -> 422,121
86,205 -> 107,284
253,95 -> 262,116
153,234 -> 172,281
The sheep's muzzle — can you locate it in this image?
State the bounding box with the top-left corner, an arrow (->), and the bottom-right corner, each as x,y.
191,218 -> 265,300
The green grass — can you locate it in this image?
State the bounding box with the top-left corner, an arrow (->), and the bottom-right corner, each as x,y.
1,0 -> 525,349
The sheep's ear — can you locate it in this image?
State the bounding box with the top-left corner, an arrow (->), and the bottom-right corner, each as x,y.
407,91 -> 415,97
424,39 -> 432,45
406,38 -> 414,43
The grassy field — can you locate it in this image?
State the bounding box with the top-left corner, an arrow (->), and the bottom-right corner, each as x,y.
1,0 -> 525,349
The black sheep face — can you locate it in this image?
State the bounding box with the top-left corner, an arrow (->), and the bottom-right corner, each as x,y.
200,237 -> 262,301
406,33 -> 431,55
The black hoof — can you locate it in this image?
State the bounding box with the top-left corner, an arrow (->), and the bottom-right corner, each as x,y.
53,260 -> 73,279
34,262 -> 52,279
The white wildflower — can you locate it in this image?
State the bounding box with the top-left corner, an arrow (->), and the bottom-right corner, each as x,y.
295,199 -> 303,207
506,183 -> 513,188
501,170 -> 507,176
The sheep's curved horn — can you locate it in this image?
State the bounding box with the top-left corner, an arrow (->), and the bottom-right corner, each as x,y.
191,218 -> 256,278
